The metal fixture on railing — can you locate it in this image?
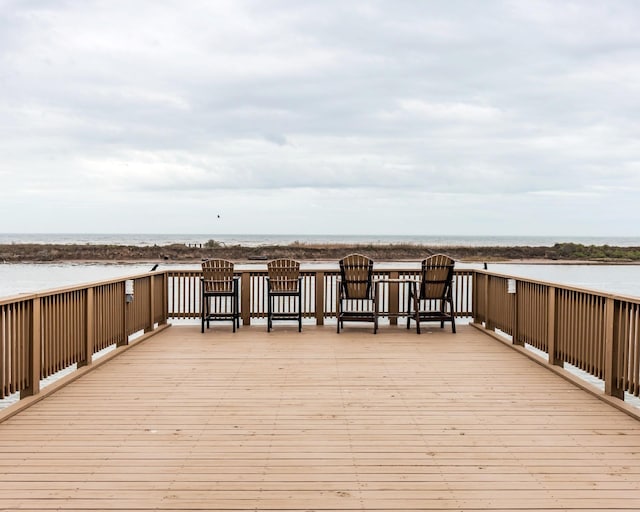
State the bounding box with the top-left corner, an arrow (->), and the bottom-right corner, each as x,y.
125,279 -> 134,303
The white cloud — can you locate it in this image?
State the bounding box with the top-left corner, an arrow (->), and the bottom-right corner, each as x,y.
394,100 -> 503,123
1,0 -> 639,235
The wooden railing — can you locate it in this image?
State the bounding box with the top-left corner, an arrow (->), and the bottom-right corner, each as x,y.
473,270 -> 640,401
3,266 -> 640,413
166,268 -> 475,324
1,272 -> 167,402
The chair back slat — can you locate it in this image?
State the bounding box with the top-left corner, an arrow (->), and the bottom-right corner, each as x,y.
202,259 -> 235,293
339,254 -> 373,300
419,254 -> 454,300
267,258 -> 301,292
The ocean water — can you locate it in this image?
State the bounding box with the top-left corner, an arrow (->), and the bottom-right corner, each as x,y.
1,261 -> 640,300
2,233 -> 640,248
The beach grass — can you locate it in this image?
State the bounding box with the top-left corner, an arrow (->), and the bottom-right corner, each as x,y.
1,242 -> 640,263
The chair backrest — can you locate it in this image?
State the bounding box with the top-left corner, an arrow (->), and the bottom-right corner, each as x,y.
418,254 -> 455,300
267,258 -> 300,292
339,254 -> 374,300
202,259 -> 235,293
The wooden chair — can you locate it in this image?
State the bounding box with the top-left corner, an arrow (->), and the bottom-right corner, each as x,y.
336,254 -> 378,334
407,254 -> 456,334
201,259 -> 240,333
266,258 -> 302,332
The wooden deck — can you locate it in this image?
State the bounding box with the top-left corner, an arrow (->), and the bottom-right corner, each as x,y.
1,323 -> 640,511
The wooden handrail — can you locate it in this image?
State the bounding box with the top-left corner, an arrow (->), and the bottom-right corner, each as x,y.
165,268 -> 474,321
3,266 -> 640,414
1,271 -> 168,405
472,270 -> 640,404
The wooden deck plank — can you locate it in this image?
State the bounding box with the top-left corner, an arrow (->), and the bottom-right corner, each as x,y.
1,324 -> 640,511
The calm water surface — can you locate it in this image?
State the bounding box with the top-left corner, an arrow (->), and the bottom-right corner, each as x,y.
2,232 -> 640,247
1,262 -> 639,299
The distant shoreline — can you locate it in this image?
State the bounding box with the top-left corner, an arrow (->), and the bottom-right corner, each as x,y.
1,242 -> 640,264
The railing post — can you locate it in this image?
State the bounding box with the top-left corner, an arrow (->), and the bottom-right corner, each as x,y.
79,288 -> 94,368
22,297 -> 41,398
547,286 -> 562,366
315,271 -> 325,326
146,275 -> 155,333
604,297 -> 624,399
389,271 -> 400,326
484,274 -> 493,331
472,271 -> 480,324
241,271 -> 251,326
118,284 -> 128,347
161,272 -> 169,325
512,281 -> 522,346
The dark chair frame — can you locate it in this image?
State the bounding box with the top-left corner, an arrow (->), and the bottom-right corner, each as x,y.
336,253 -> 378,334
266,258 -> 303,332
407,254 -> 456,334
201,259 -> 240,333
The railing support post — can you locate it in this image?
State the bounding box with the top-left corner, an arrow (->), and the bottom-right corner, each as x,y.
547,286 -> 562,366
22,298 -> 41,398
146,276 -> 155,333
315,272 -> 325,326
484,275 -> 493,331
512,286 -> 522,346
241,271 -> 251,326
389,271 -> 400,326
604,297 -> 624,399
472,271 -> 480,324
118,284 -> 128,347
161,272 -> 168,325
79,288 -> 94,368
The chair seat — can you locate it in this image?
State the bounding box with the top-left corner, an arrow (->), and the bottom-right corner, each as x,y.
339,311 -> 376,321
203,290 -> 236,297
268,289 -> 300,296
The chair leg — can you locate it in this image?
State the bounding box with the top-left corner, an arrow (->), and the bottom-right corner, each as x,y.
232,298 -> 236,333
233,285 -> 240,328
231,281 -> 238,332
298,293 -> 302,332
201,293 -> 205,333
373,295 -> 378,335
450,298 -> 456,333
268,294 -> 273,333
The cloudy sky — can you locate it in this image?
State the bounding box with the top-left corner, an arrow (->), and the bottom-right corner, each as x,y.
1,0 -> 639,236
